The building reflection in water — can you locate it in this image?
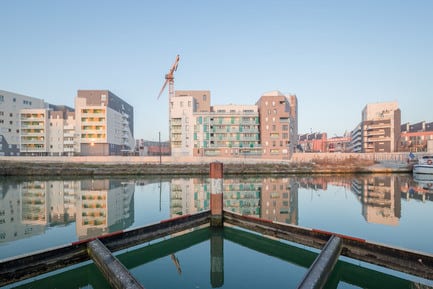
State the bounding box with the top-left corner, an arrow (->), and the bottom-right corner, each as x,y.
351,175 -> 401,226
76,179 -> 135,240
0,179 -> 135,243
170,177 -> 299,225
2,174 -> 433,245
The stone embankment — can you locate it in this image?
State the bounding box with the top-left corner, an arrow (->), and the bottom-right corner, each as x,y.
0,153 -> 413,177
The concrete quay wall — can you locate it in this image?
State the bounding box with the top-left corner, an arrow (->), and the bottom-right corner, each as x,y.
0,153 -> 413,176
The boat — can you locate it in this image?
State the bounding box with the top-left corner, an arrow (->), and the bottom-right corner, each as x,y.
413,155 -> 433,175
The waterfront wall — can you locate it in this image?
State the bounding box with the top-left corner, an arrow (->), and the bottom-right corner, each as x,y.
0,152 -> 414,176
0,152 -> 414,164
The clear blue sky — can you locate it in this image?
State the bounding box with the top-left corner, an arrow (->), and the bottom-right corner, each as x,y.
1,0 -> 432,141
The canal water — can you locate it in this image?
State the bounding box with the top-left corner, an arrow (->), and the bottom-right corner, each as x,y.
1,173 -> 433,288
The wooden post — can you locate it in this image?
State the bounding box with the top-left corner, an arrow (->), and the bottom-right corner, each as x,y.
210,162 -> 223,227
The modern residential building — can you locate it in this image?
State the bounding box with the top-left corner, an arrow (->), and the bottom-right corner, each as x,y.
256,91 -> 298,159
169,90 -> 208,156
169,89 -> 298,159
350,123 -> 362,153
19,109 -> 49,155
400,121 -> 433,152
20,105 -> 76,156
0,90 -> 46,156
75,90 -> 134,156
195,104 -> 261,157
361,101 -> 401,153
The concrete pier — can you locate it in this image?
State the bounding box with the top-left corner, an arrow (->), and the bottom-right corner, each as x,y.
210,162 -> 224,227
88,238 -> 144,289
296,235 -> 342,289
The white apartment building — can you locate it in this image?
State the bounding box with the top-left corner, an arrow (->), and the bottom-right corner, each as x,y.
75,90 -> 134,156
350,123 -> 362,153
47,107 -> 77,156
169,90 -> 211,156
20,106 -> 76,156
0,90 -> 46,156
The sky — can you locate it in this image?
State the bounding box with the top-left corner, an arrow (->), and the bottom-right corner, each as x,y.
1,0 -> 432,141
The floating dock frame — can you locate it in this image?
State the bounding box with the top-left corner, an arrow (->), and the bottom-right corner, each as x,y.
1,210 -> 433,288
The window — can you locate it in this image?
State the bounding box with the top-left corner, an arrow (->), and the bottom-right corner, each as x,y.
0,95 -> 3,102
203,94 -> 207,101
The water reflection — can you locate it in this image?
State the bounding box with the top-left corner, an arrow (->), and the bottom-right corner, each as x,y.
0,179 -> 135,243
1,174 -> 433,247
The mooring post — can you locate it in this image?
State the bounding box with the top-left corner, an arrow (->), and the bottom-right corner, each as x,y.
210,162 -> 223,227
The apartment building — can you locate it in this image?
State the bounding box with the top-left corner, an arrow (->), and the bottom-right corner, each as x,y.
75,90 -> 134,156
195,104 -> 261,157
170,90 -> 298,159
257,91 -> 298,159
350,123 -> 362,153
400,121 -> 433,152
0,90 -> 46,156
20,105 -> 76,156
361,101 -> 401,153
47,106 -> 76,156
19,109 -> 49,155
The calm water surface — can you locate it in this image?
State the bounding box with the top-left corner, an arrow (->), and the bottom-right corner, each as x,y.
1,173 -> 432,288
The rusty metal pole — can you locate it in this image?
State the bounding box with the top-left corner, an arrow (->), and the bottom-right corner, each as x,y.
210,162 -> 223,227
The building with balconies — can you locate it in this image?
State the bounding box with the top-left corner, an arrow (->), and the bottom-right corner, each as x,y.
169,90 -> 298,159
19,109 -> 49,155
361,101 -> 401,153
257,91 -> 298,159
20,106 -> 76,156
0,90 -> 46,156
194,104 -> 261,157
75,90 -> 134,156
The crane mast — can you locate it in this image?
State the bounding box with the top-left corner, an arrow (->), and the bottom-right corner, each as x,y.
157,54 -> 180,100
157,55 -> 180,150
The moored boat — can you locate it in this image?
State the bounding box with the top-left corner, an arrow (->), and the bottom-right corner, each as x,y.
413,155 -> 433,175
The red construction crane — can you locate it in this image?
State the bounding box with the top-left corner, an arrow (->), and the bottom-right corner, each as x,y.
157,54 -> 180,100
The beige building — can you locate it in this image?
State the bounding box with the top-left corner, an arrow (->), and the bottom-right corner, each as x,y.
75,90 -> 134,156
169,90 -> 298,159
361,101 -> 401,153
19,109 -> 49,155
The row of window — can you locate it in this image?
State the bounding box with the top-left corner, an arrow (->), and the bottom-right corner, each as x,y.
0,96 -> 33,105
